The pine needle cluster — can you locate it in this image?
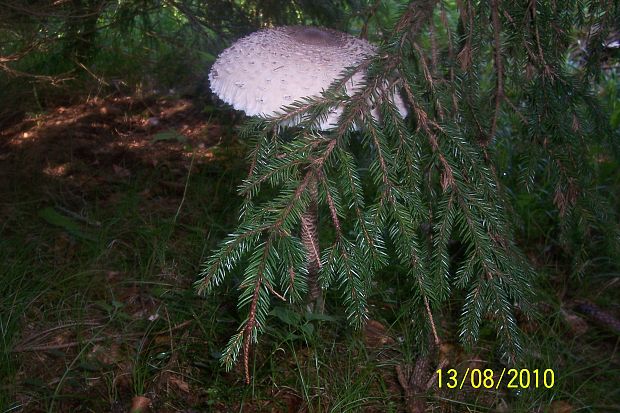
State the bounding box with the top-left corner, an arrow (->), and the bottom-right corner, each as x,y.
196,0 -> 619,382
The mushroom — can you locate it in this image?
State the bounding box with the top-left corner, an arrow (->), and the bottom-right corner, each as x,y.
208,26 -> 408,311
208,25 -> 407,129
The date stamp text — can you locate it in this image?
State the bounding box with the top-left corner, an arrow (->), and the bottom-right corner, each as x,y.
436,368 -> 555,389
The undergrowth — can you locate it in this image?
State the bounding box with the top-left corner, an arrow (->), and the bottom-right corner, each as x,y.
0,96 -> 618,412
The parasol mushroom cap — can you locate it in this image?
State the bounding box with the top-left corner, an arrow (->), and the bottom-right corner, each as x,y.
208,26 -> 407,130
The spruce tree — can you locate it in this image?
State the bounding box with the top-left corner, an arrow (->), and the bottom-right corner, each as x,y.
195,0 -> 619,382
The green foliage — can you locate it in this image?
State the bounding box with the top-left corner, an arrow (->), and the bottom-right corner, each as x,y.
196,0 -> 619,381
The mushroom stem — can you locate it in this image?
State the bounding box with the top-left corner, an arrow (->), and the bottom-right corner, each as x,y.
301,173 -> 323,313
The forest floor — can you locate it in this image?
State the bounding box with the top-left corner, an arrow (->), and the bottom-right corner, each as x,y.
0,93 -> 619,412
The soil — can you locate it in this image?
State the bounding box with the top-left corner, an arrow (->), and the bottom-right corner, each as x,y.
0,94 -> 231,198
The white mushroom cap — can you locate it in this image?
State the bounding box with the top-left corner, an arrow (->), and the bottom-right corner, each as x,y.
208,26 -> 407,130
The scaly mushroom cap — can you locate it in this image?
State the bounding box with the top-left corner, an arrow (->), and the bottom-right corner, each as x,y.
208,26 -> 407,130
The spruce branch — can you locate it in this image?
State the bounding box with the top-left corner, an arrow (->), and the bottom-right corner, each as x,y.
489,0 -> 505,144
198,0 -> 617,383
318,170 -> 343,238
301,172 -> 322,307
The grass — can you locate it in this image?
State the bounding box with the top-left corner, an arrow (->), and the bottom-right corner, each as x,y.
0,95 -> 618,412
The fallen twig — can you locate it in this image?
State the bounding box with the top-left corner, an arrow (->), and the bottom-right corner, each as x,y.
12,320 -> 192,352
